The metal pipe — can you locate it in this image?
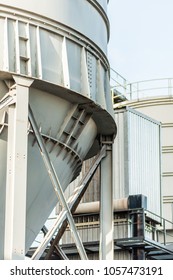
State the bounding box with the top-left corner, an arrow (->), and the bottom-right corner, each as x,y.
75,198 -> 128,214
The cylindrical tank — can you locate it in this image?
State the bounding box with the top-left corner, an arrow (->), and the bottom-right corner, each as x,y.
0,0 -> 116,258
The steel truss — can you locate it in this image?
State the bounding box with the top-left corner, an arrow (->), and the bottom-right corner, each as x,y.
0,77 -> 114,260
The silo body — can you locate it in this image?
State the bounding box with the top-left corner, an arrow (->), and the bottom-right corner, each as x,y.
0,0 -> 115,258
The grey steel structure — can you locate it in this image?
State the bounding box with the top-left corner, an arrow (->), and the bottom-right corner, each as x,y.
49,107 -> 164,260
111,76 -> 173,260
0,0 -> 116,259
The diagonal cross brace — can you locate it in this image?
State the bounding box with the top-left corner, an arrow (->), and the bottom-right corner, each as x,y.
0,91 -> 16,110
31,145 -> 106,260
28,106 -> 88,260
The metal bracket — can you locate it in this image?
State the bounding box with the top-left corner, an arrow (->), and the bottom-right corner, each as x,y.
100,134 -> 114,147
0,91 -> 16,110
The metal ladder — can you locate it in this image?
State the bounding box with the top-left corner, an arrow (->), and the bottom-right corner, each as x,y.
15,20 -> 31,76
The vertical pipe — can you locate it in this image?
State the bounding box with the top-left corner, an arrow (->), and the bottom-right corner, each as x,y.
99,143 -> 114,260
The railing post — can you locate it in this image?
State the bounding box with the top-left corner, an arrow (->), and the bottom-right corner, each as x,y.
163,219 -> 166,245
124,79 -> 127,97
137,82 -> 139,100
129,83 -> 132,100
168,78 -> 172,96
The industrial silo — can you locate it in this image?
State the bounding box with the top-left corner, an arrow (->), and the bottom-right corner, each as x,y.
0,0 -> 116,259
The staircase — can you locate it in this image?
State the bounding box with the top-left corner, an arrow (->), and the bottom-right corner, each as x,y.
115,208 -> 173,260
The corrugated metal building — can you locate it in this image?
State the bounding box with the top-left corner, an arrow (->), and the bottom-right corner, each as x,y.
124,97 -> 173,225
113,107 -> 162,217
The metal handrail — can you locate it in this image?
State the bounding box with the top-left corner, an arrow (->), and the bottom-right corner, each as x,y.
129,208 -> 173,246
145,208 -> 173,226
110,69 -> 173,102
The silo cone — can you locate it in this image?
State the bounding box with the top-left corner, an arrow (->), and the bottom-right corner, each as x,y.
0,0 -> 116,258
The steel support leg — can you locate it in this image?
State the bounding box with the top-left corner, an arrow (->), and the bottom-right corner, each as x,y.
99,140 -> 114,260
132,210 -> 145,260
28,106 -> 88,260
4,77 -> 33,259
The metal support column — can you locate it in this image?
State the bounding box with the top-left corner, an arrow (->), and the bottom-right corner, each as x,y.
132,209 -> 145,260
4,77 -> 33,259
99,137 -> 114,260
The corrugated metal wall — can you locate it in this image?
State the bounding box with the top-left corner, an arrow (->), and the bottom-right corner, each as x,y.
56,156 -> 100,214
114,107 -> 162,217
61,214 -> 99,244
60,213 -> 131,245
59,212 -> 131,260
126,97 -> 173,227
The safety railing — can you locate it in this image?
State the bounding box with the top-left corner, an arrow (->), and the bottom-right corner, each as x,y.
110,69 -> 173,103
128,208 -> 173,247
144,208 -> 173,246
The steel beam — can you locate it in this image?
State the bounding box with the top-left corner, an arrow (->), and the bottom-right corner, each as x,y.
4,77 -> 33,259
99,139 -> 114,260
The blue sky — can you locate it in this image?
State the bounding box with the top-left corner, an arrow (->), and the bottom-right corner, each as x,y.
107,0 -> 173,83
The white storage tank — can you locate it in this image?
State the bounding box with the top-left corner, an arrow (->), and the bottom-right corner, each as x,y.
0,0 -> 115,259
